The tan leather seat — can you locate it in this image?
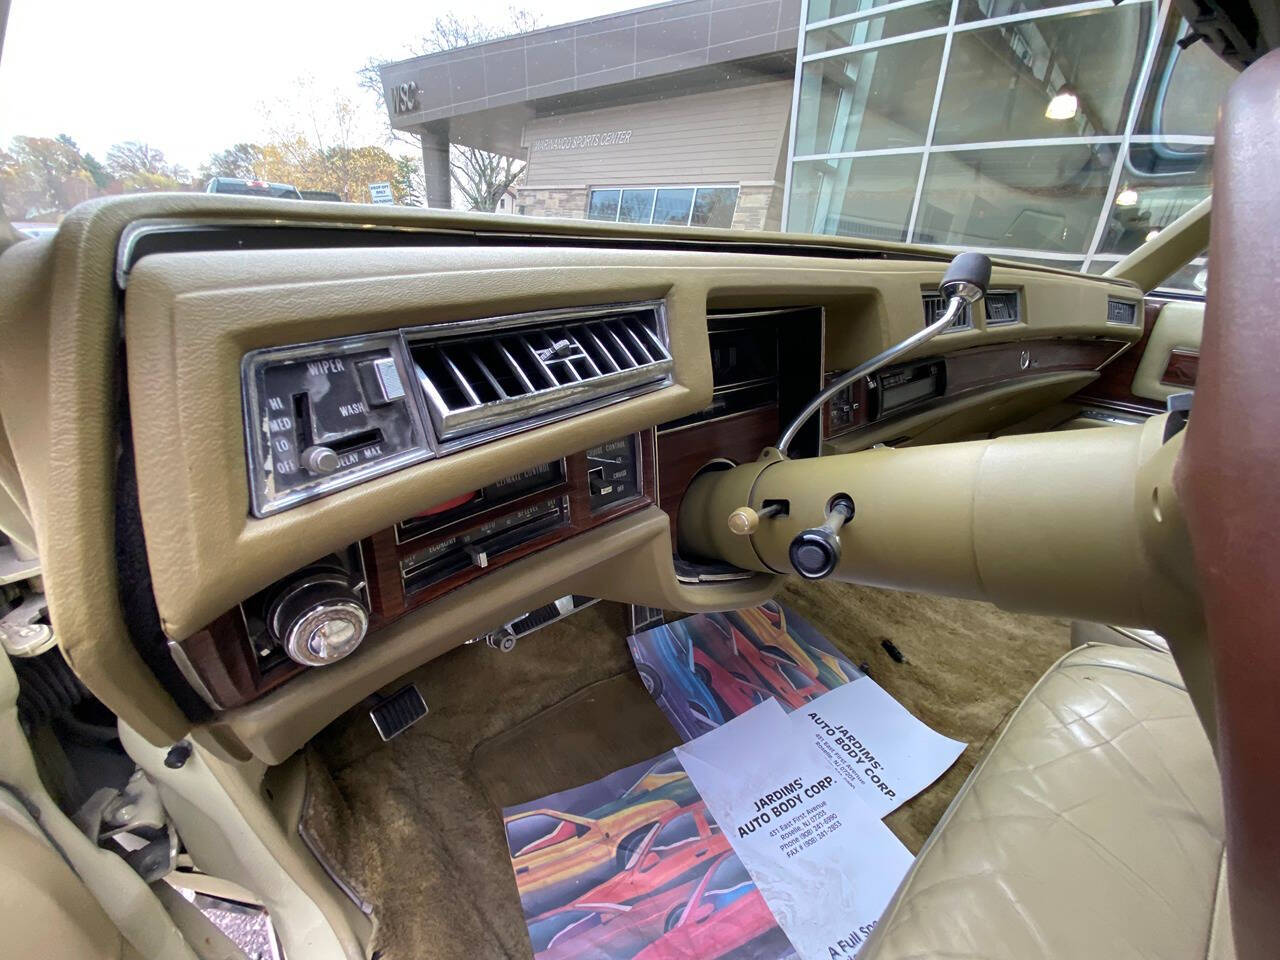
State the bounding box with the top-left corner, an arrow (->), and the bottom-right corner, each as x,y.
1071,620 -> 1171,654
862,644 -> 1230,960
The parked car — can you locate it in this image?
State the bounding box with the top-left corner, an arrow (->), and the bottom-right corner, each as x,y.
205,177 -> 302,199
300,189 -> 343,202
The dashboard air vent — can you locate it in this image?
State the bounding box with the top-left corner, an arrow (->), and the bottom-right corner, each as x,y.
1106,299 -> 1138,325
923,292 -> 972,331
409,303 -> 672,444
984,290 -> 1020,325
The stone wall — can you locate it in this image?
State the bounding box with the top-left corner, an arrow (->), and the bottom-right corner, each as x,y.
514,187 -> 589,220
731,183 -> 785,232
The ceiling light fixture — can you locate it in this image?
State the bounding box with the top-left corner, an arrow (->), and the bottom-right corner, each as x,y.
1045,88 -> 1079,120
1116,188 -> 1139,207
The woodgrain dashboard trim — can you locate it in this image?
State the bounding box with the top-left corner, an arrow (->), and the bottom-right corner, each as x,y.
823,337 -> 1126,444
177,433 -> 657,710
1161,348 -> 1200,389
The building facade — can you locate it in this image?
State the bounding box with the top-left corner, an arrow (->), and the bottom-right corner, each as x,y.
380,0 -> 1232,287
785,0 -> 1234,284
380,0 -> 801,230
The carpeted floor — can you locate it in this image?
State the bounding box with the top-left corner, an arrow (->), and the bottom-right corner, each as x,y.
303,582 -> 1070,960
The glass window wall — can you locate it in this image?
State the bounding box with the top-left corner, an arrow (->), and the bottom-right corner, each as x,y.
786,1 -> 1230,280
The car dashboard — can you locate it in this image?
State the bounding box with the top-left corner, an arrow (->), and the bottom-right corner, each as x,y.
0,195 -> 1145,763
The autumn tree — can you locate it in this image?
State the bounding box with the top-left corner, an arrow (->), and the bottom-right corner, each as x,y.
0,135 -> 97,220
359,9 -> 539,211
105,141 -> 191,192
201,143 -> 265,181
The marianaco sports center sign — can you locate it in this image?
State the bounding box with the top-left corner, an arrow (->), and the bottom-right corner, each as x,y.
531,130 -> 633,152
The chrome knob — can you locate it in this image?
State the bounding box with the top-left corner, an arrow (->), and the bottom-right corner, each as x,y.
284,601 -> 367,666
302,445 -> 340,474
268,571 -> 368,667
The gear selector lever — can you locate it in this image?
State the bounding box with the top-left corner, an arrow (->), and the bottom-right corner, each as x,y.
776,251 -> 992,456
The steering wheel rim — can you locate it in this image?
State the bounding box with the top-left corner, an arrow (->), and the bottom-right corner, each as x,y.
1177,48 -> 1280,960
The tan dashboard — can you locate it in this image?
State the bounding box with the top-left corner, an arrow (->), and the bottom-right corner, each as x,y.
0,195 -> 1143,763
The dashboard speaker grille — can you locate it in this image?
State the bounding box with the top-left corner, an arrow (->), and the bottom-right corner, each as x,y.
1106,299 -> 1138,325
984,290 -> 1020,324
409,303 -> 672,443
923,292 -> 972,331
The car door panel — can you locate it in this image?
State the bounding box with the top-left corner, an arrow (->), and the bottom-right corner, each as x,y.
1131,301 -> 1204,403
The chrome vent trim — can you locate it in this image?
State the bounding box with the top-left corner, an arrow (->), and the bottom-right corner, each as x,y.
923,292 -> 972,331
984,290 -> 1021,325
407,302 -> 672,444
1106,299 -> 1138,325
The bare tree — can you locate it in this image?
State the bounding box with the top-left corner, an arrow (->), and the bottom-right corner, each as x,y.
105,141 -> 169,178
201,143 -> 264,182
359,9 -> 539,211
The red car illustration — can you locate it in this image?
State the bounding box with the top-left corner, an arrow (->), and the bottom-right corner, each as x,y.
582,802 -> 730,906
691,644 -> 771,717
633,852 -> 795,960
704,616 -> 823,710
529,875 -> 704,960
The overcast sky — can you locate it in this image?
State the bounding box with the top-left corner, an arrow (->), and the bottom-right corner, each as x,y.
0,0 -> 647,171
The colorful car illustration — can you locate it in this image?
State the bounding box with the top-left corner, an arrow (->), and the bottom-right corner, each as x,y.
629,625 -> 726,739
529,875 -> 706,960
759,602 -> 859,689
620,755 -> 687,799
506,798 -> 680,918
595,760 -> 699,818
693,616 -> 792,707
732,604 -> 823,681
582,802 -> 730,906
714,616 -> 822,710
692,644 -> 771,716
632,852 -> 796,960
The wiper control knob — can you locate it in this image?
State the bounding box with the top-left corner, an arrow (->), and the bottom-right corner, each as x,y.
788,496 -> 854,579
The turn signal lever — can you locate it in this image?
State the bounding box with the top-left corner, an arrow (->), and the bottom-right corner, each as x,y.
789,496 -> 854,579
776,251 -> 992,457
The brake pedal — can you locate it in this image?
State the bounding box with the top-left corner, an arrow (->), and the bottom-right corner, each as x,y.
369,684 -> 428,741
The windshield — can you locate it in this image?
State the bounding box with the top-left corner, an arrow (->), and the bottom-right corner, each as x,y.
0,1 -> 1232,295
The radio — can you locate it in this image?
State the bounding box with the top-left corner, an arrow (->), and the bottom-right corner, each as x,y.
397,460 -> 566,544
357,431 -> 654,622
400,495 -> 570,595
